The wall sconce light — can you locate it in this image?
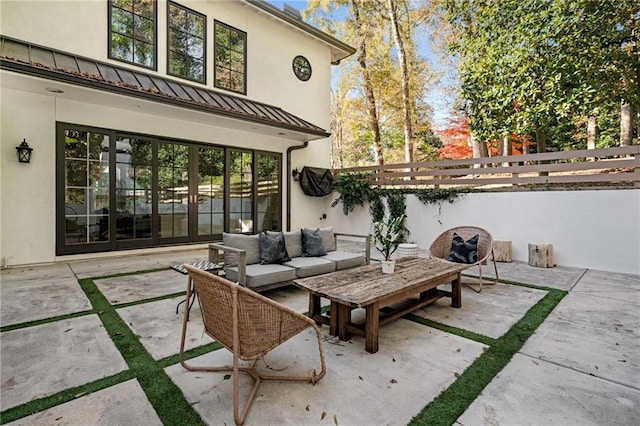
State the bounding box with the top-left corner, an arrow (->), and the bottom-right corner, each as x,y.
16,139 -> 33,163
292,168 -> 300,181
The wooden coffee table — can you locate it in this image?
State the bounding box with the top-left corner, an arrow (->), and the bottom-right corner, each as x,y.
293,257 -> 467,353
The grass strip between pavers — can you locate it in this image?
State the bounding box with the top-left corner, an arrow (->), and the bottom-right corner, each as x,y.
407,288 -> 567,426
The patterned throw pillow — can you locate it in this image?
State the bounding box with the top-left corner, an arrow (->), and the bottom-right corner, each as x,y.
448,233 -> 479,264
259,232 -> 291,264
301,228 -> 327,257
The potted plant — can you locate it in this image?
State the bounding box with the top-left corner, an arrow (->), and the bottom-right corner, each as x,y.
372,214 -> 406,273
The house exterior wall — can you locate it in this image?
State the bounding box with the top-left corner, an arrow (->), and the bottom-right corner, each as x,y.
0,0 -> 340,267
325,190 -> 640,275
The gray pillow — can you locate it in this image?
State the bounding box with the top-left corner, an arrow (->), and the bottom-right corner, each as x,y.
319,226 -> 336,252
268,229 -> 302,258
259,232 -> 291,264
222,233 -> 260,265
301,228 -> 327,257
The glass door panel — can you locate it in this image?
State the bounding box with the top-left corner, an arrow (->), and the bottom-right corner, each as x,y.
196,146 -> 225,237
63,129 -> 109,244
256,153 -> 280,231
114,137 -> 153,240
229,150 -> 253,233
158,142 -> 189,238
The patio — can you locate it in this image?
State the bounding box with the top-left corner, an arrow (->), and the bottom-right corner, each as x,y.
1,245 -> 638,425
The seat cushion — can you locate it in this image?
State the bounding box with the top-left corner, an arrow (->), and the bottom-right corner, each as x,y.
226,263 -> 296,289
321,250 -> 365,270
283,256 -> 335,278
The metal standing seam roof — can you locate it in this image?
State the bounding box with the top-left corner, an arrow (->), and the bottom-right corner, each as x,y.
0,36 -> 331,138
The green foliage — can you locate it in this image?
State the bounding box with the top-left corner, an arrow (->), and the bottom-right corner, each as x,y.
372,214 -> 406,260
415,188 -> 465,205
331,172 -> 378,215
369,195 -> 385,223
385,191 -> 409,242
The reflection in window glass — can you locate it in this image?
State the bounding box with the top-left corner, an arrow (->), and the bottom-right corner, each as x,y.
64,129 -> 110,244
257,154 -> 280,231
214,21 -> 246,94
158,142 -> 189,238
229,150 -> 253,233
168,2 -> 205,82
197,147 -> 225,236
110,0 -> 156,68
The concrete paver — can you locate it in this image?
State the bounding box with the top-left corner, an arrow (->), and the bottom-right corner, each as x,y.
166,319 -> 487,425
4,379 -> 162,426
570,269 -> 640,302
414,282 -> 548,339
0,264 -> 91,326
0,315 -> 128,410
95,269 -> 185,305
457,353 -> 640,426
472,260 -> 587,291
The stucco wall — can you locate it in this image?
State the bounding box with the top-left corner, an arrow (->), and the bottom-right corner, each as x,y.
325,190 -> 640,275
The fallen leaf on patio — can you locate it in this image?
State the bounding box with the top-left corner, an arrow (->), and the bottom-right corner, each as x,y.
223,374 -> 231,380
306,405 -> 310,411
390,379 -> 397,384
358,376 -> 363,381
594,365 -> 599,370
64,329 -> 72,332
321,411 -> 326,420
334,414 -> 338,425
75,391 -> 87,398
618,359 -> 627,362
454,373 -> 460,378
456,348 -> 461,352
336,353 -> 343,356
392,358 -> 396,362
532,360 -> 539,365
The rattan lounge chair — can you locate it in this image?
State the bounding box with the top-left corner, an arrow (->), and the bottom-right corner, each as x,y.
179,265 -> 327,425
428,226 -> 499,293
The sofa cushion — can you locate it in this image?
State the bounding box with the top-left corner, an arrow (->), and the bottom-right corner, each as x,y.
223,233 -> 260,265
259,232 -> 291,264
321,250 -> 365,270
283,256 -> 335,278
225,263 -> 296,289
319,226 -> 336,252
268,229 -> 302,258
301,228 -> 327,257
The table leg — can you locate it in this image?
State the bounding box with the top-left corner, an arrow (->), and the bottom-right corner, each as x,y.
365,302 -> 380,353
337,304 -> 352,341
451,273 -> 462,308
329,302 -> 339,336
308,294 -> 322,325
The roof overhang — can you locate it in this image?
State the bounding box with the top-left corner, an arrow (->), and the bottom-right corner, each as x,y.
0,36 -> 331,142
242,0 -> 355,64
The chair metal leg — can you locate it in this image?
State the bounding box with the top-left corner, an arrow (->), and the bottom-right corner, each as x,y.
463,248 -> 499,293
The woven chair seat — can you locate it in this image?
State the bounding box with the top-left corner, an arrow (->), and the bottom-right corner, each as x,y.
428,226 -> 499,292
179,265 -> 326,425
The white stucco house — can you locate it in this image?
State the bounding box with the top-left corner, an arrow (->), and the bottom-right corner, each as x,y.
0,0 -> 354,267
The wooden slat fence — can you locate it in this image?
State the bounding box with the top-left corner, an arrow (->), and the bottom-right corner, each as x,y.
334,146 -> 640,190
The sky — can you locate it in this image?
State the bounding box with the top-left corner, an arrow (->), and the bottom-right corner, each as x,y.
266,1 -> 457,130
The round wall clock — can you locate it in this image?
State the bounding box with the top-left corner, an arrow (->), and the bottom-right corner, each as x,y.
293,55 -> 312,81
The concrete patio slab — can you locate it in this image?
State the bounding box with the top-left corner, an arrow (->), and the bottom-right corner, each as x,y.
456,353 -> 640,426
469,260 -> 587,291
413,282 -> 548,339
0,315 -> 128,410
95,269 -> 185,305
4,379 -> 162,426
68,248 -> 208,279
118,296 -> 214,361
166,319 -> 487,425
570,269 -> 640,302
521,292 -> 640,389
0,264 -> 92,327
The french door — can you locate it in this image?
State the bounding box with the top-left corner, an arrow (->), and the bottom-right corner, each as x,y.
57,124 -> 281,255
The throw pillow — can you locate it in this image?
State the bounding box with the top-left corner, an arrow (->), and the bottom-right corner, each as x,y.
448,233 -> 479,264
259,232 -> 291,264
319,226 -> 336,252
301,228 -> 327,257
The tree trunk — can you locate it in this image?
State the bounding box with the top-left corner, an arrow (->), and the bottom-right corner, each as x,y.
351,0 -> 384,165
501,134 -> 512,167
470,133 -> 487,168
386,0 -> 414,164
620,100 -> 632,147
535,127 -> 548,176
587,115 -> 597,150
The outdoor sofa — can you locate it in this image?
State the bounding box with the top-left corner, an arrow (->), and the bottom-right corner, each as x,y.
208,227 -> 371,292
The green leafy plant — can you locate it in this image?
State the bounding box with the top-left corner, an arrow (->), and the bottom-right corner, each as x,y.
372,214 -> 406,261
331,172 -> 378,215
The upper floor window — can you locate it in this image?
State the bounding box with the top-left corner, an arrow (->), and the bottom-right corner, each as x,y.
109,0 -> 156,69
167,2 -> 205,83
214,21 -> 246,94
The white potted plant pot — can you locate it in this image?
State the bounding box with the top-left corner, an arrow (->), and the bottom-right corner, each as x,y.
381,259 -> 396,274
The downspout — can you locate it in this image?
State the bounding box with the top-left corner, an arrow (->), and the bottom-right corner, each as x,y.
286,141 -> 309,231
